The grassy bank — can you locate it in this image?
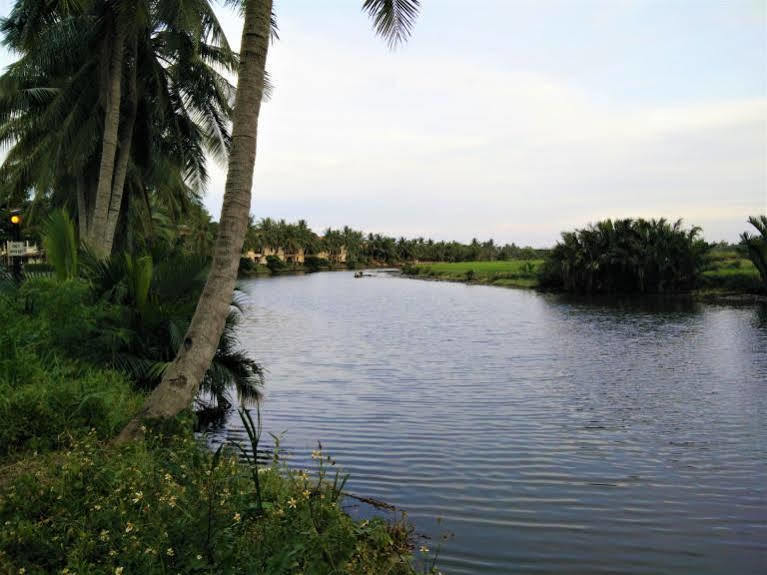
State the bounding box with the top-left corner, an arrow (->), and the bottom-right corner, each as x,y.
0,281 -> 431,574
402,260 -> 543,288
698,250 -> 763,294
401,252 -> 765,299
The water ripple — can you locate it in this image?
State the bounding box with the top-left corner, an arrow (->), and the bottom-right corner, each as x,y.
208,272 -> 767,574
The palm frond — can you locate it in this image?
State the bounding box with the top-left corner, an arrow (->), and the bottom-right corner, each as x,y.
362,0 -> 420,48
42,208 -> 78,280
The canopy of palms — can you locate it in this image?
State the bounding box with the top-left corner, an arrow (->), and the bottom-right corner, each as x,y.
540,218 -> 707,294
0,0 -> 236,255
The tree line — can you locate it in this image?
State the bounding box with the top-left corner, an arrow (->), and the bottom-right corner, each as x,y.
243,217 -> 548,266
539,217 -> 767,294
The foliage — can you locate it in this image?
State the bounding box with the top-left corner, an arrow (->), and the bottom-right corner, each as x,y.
0,293 -> 141,456
538,218 -> 708,294
239,256 -> 256,274
18,278 -> 119,358
10,247 -> 262,422
78,249 -> 264,415
0,281 -> 429,574
265,254 -> 285,273
244,217 -> 547,266
304,255 -> 329,273
403,259 -> 543,288
42,209 -> 78,281
0,431 -> 421,574
0,299 -> 424,572
697,247 -> 763,293
0,0 -> 236,251
740,215 -> 767,291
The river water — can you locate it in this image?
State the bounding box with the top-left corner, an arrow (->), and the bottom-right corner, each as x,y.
209,270 -> 767,574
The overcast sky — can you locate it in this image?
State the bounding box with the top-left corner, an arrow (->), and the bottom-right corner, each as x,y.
1,0 -> 765,246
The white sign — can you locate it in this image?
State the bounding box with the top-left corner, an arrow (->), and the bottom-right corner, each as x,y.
7,241 -> 25,257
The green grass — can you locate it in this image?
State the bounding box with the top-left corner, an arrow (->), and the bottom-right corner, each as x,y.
699,251 -> 763,293
403,252 -> 765,295
402,260 -> 544,288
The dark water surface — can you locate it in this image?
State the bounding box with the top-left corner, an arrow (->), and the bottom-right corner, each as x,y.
210,271 -> 767,574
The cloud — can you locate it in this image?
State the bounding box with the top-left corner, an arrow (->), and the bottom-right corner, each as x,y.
201,25 -> 764,246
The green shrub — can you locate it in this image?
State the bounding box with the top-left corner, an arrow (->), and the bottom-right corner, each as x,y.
0,433 -> 419,574
304,255 -> 329,273
18,278 -> 117,358
0,362 -> 142,456
265,255 -> 285,274
741,215 -> 767,290
541,218 -> 708,294
238,257 -> 256,274
699,270 -> 764,293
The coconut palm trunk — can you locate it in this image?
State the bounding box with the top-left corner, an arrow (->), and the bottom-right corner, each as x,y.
88,16 -> 126,256
104,35 -> 139,254
116,0 -> 273,442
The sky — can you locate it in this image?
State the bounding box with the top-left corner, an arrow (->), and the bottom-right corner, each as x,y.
1,0 -> 765,246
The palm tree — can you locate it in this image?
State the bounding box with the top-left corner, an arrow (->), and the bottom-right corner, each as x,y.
117,0 -> 421,441
741,215 -> 767,290
0,0 -> 236,254
540,218 -> 707,294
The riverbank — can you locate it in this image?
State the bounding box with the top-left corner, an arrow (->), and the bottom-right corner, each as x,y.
0,281 -> 425,574
401,260 -> 543,289
399,256 -> 766,302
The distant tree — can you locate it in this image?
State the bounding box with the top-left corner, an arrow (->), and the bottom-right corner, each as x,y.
539,218 -> 708,294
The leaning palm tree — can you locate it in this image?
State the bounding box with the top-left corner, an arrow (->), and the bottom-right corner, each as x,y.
117,0 -> 421,441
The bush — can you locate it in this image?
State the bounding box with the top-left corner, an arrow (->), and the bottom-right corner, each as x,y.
0,364 -> 142,456
304,255 -> 328,273
238,257 -> 256,274
18,278 -> 117,358
265,255 -> 285,274
0,432 -> 419,574
541,218 -> 708,294
699,271 -> 764,293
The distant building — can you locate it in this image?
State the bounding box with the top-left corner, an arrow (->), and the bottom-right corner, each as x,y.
2,241 -> 43,265
243,243 -> 347,265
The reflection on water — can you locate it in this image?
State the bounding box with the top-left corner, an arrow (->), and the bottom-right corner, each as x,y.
209,271 -> 767,574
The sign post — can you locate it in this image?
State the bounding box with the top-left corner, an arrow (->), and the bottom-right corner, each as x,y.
8,241 -> 25,257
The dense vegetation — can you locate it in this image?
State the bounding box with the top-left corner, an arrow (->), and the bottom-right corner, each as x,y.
698,246 -> 763,294
243,217 -> 547,269
537,218 -> 710,294
0,289 -> 423,573
0,0 -> 235,255
9,210 -> 262,423
402,260 -> 543,288
740,215 -> 767,291
0,1 -> 435,573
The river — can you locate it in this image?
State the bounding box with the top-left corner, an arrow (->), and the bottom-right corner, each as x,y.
209,270 -> 767,574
